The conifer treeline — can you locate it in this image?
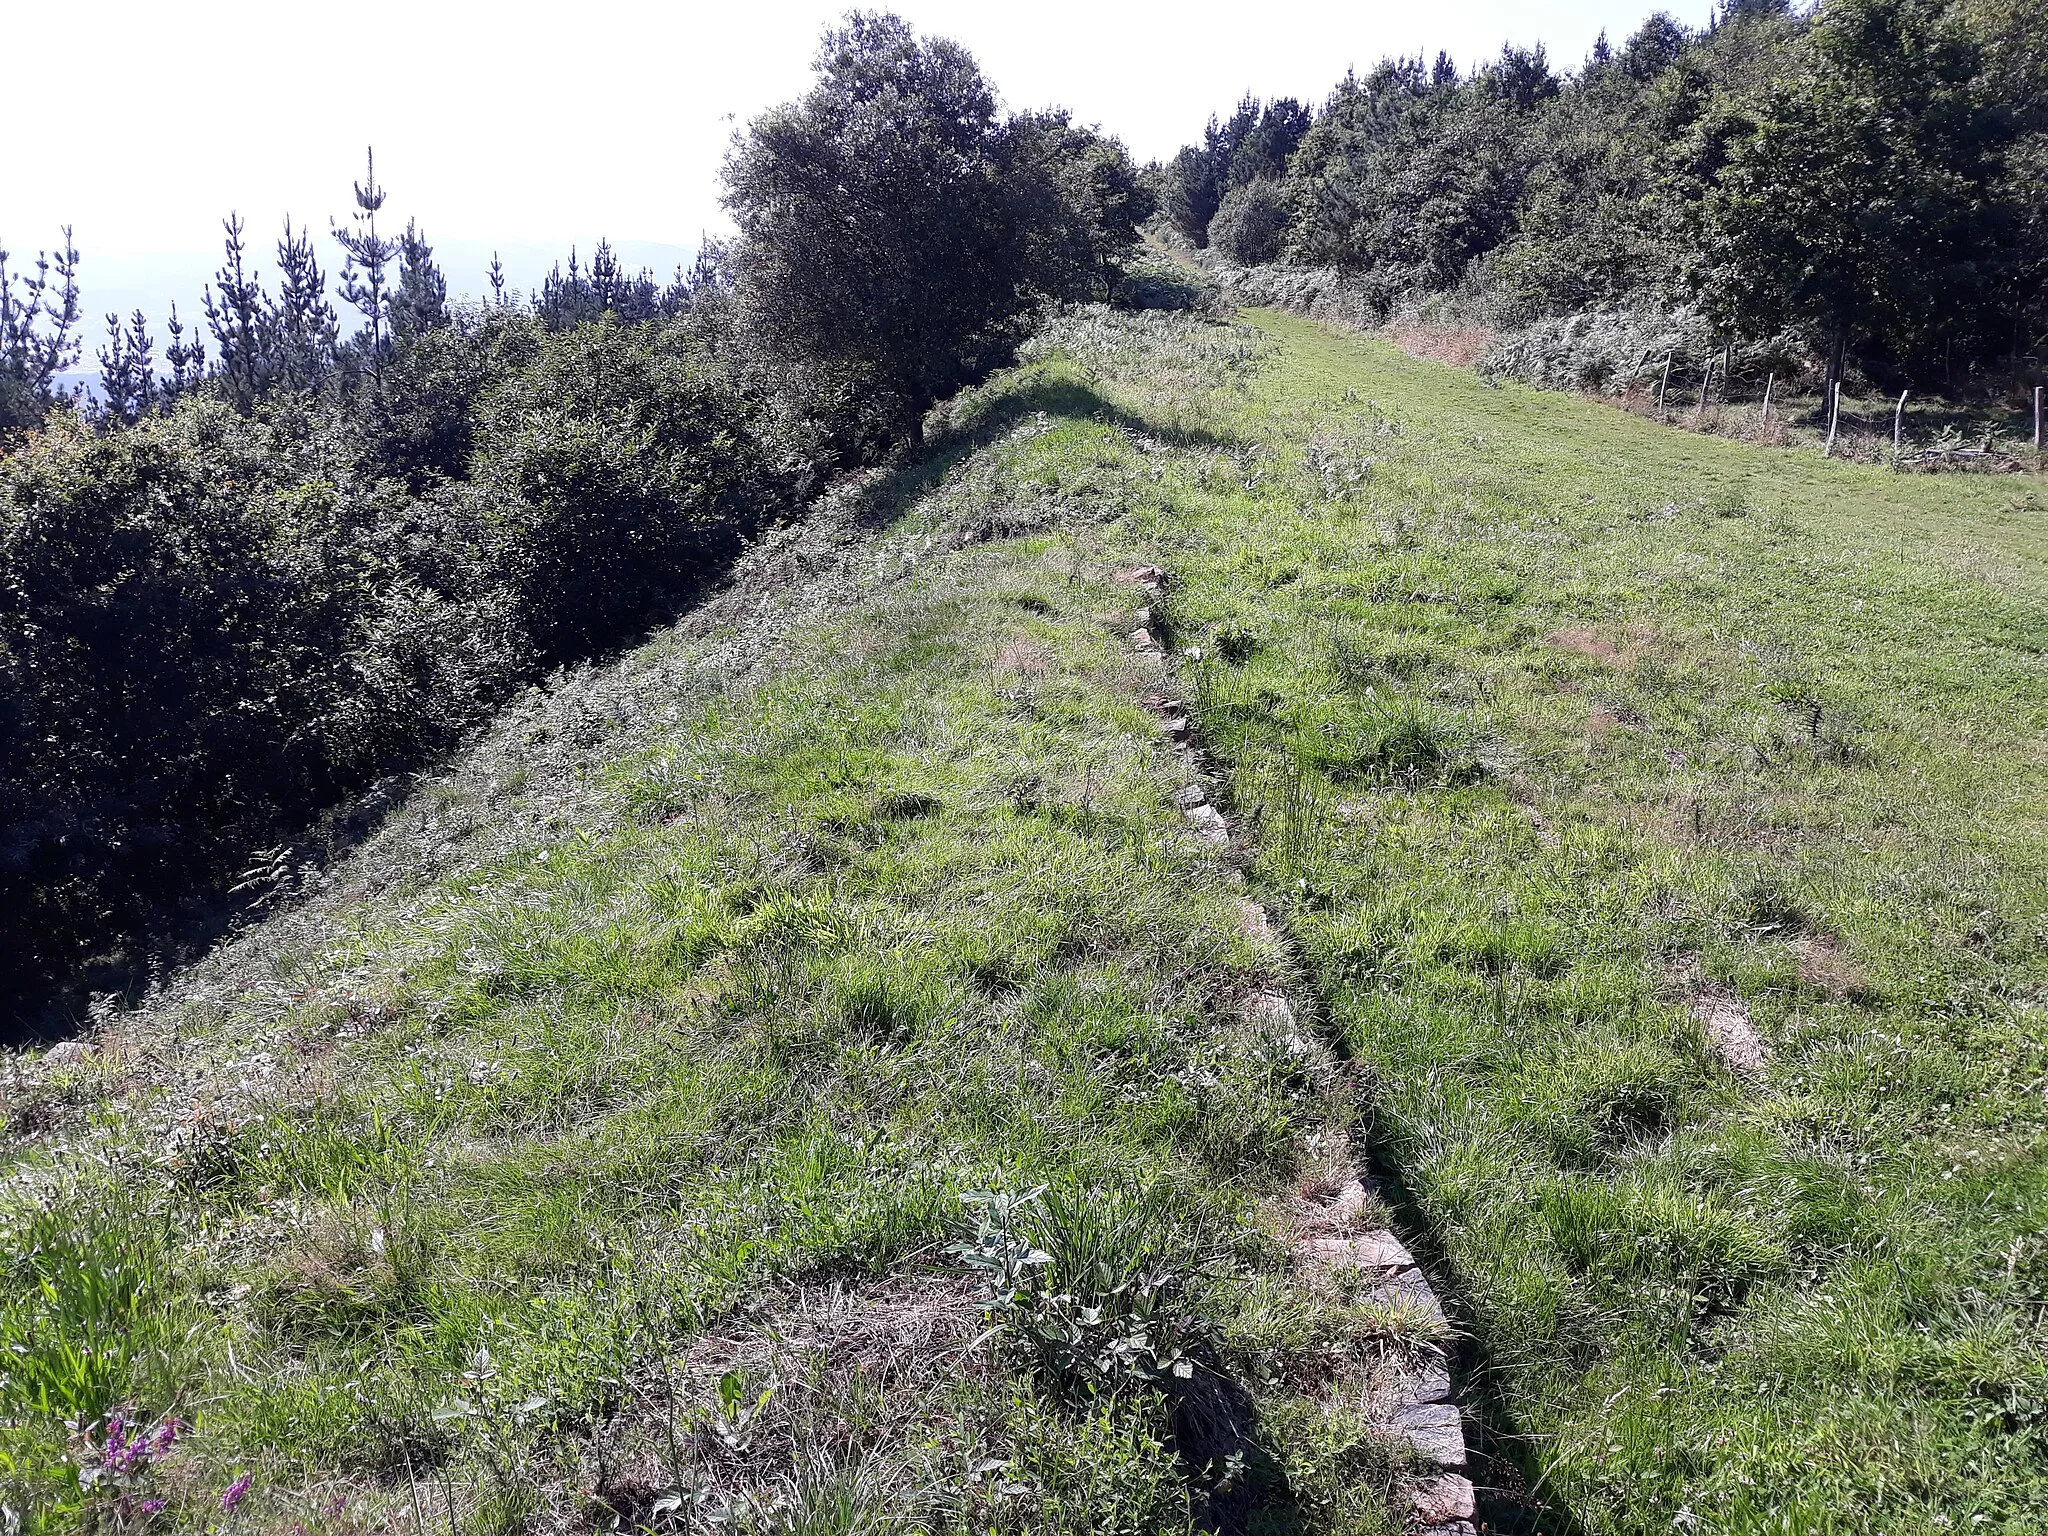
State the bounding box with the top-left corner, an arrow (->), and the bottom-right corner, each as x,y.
1162,0 -> 2048,391
0,13 -> 1150,1019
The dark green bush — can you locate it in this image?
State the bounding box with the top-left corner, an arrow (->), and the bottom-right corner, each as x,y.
1207,180 -> 1290,265
0,309 -> 812,1009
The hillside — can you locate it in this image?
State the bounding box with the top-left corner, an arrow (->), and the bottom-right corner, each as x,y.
6,304 -> 2047,1536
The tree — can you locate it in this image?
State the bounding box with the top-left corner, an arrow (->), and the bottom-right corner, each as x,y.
387,219 -> 450,344
724,12 -> 1145,440
161,303 -> 205,405
202,214 -> 267,410
1231,98 -> 1313,188
268,217 -> 338,392
96,310 -> 156,425
1692,0 -> 2012,386
1210,179 -> 1290,263
1,228 -> 82,431
334,148 -> 400,382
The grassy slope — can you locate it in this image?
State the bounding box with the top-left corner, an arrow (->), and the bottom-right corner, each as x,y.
1,349 -> 1422,1536
5,304 -> 2045,1536
1120,309 -> 2048,1534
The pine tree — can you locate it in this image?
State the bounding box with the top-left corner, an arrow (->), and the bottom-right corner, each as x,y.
267,216 -> 338,393
95,308 -> 156,424
334,147 -> 400,382
0,226 -> 83,429
202,213 -> 267,410
387,219 -> 449,343
488,252 -> 508,307
162,302 -> 206,404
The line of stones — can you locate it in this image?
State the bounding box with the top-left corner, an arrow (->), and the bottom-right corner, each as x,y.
1118,564 -> 1478,1536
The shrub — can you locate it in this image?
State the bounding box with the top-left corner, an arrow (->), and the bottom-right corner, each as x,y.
0,309 -> 812,1010
1207,180 -> 1290,265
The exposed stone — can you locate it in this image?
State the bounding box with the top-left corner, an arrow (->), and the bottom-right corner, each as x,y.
1172,784 -> 1208,810
1304,1229 -> 1413,1273
1242,991 -> 1295,1032
1234,899 -> 1277,944
1387,1355 -> 1453,1410
1691,986 -> 1766,1079
1133,606 -> 1153,627
1115,564 -> 1166,588
44,1039 -> 91,1066
1129,627 -> 1161,652
1322,1177 -> 1372,1225
1392,1401 -> 1466,1468
1361,1268 -> 1450,1330
1409,1473 -> 1476,1524
1420,1522 -> 1478,1536
1185,803 -> 1230,843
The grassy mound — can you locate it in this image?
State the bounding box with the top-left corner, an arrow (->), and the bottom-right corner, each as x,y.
1103,307 -> 2046,1534
7,301 -> 2045,1535
2,348 -> 1419,1535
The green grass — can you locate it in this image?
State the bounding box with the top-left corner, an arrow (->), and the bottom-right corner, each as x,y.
1089,307 -> 2048,1534
0,352 -> 1417,1536
6,304 -> 2045,1536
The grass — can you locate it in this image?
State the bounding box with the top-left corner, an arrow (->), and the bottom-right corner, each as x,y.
1086,306 -> 2048,1534
6,301 -> 2045,1535
0,346 -> 1415,1536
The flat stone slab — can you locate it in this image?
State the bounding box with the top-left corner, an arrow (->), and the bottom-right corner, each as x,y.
1361,1268 -> 1450,1331
1410,1473 -> 1476,1523
1129,627 -> 1161,651
1387,1355 -> 1453,1410
1242,991 -> 1295,1031
1185,804 -> 1229,843
1172,784 -> 1207,810
1133,605 -> 1153,627
1114,564 -> 1166,587
1303,1230 -> 1413,1272
1392,1401 -> 1466,1468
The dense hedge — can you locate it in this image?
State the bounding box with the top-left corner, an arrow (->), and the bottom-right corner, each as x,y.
0,307 -> 819,1002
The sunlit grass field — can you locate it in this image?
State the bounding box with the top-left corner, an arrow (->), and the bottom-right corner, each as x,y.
1119,309 -> 2048,1534
5,303 -> 2044,1536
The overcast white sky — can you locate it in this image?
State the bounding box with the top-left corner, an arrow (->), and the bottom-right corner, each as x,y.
8,0 -> 1696,331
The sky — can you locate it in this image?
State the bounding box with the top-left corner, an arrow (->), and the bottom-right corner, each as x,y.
7,0 -> 1699,342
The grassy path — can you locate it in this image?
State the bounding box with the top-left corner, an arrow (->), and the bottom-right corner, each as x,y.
1099,308 -> 2048,1535
6,305 -> 2045,1536
3,353 -> 1441,1536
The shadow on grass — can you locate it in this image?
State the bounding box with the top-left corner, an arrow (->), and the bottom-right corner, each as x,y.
1242,904 -> 1588,1536
846,365 -> 1245,535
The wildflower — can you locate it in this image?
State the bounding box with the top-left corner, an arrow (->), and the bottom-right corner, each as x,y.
221,1474 -> 253,1514
139,1498 -> 168,1517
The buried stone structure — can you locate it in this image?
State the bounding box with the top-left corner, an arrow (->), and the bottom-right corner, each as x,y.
1116,563 -> 1478,1536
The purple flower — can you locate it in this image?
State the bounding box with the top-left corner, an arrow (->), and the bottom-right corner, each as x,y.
221,1473 -> 253,1514
139,1498 -> 168,1516
149,1417 -> 183,1454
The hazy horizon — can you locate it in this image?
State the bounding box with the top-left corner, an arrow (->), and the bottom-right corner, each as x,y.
11,0 -> 1697,357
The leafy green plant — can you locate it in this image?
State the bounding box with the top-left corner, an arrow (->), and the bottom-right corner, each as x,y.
952,1182 -> 1200,1395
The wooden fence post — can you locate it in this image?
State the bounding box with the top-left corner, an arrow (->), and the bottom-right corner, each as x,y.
1658,353 -> 1674,418
1894,389 -> 1908,456
1696,355 -> 1715,423
2036,385 -> 2042,458
1824,383 -> 1841,458
1761,372 -> 1775,428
